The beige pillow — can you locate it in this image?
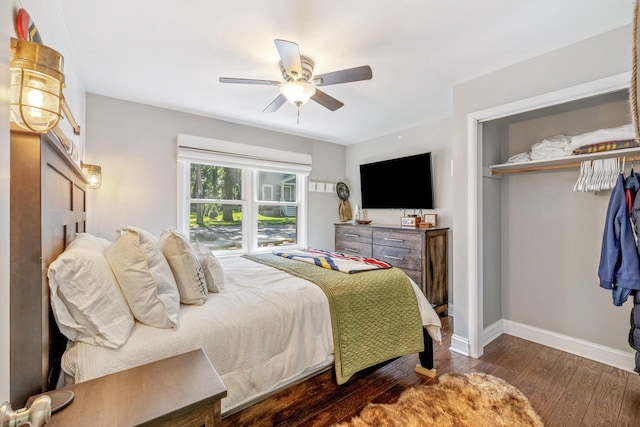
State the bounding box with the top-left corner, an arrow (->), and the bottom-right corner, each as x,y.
194,242 -> 225,293
159,229 -> 208,305
48,233 -> 134,348
106,227 -> 180,329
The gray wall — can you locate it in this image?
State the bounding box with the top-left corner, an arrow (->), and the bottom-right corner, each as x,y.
481,121 -> 504,328
453,24 -> 633,347
482,92 -> 631,332
499,95 -> 630,349
345,118 -> 453,302
345,118 -> 452,227
85,94 -> 345,249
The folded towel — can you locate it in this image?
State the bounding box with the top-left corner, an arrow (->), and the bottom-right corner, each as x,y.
530,135 -> 572,160
506,152 -> 531,163
569,124 -> 636,151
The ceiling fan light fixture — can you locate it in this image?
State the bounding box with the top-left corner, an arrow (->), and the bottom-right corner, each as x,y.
219,39 -> 370,114
280,81 -> 316,106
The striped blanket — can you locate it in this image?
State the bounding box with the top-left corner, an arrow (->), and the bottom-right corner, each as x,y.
572,138 -> 639,155
273,248 -> 391,273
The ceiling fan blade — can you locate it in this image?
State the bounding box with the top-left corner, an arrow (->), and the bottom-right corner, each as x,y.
313,65 -> 373,86
311,89 -> 344,111
274,39 -> 302,78
263,94 -> 287,113
219,77 -> 280,85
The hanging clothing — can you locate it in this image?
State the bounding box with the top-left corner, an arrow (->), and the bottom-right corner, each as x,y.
625,171 -> 639,240
625,171 -> 640,215
630,292 -> 640,373
631,182 -> 640,255
598,174 -> 640,306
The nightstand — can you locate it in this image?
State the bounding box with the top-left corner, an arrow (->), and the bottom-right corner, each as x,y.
38,349 -> 226,426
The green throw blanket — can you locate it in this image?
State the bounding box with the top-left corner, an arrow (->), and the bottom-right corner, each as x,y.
243,253 -> 424,384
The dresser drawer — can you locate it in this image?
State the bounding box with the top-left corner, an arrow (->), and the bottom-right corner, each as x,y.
373,244 -> 422,271
373,229 -> 423,249
335,225 -> 373,244
335,238 -> 373,257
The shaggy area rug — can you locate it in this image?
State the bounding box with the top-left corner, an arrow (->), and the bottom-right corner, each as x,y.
334,373 -> 544,427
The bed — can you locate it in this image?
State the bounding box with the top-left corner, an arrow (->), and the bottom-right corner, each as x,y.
10,129 -> 441,416
57,248 -> 441,415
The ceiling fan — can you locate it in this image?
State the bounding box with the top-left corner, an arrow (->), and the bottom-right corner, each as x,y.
219,39 -> 372,118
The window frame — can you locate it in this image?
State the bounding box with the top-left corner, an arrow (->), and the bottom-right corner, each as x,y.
177,135 -> 311,255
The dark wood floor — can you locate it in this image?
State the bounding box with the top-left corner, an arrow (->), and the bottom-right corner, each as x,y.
222,317 -> 640,426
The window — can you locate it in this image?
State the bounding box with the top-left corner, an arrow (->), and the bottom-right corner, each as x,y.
177,135 -> 311,254
257,171 -> 298,248
189,164 -> 244,251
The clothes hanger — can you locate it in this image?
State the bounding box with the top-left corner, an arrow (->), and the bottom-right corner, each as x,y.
574,161 -> 585,192
591,159 -> 601,192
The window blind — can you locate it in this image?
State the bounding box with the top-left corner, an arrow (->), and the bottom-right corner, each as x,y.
177,134 -> 312,174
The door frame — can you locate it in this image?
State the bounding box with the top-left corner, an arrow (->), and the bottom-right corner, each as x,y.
464,72 -> 631,358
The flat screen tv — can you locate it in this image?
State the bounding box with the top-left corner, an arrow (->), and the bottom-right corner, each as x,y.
359,152 -> 434,209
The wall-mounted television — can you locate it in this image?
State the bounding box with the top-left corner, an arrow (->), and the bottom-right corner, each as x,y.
359,152 -> 434,209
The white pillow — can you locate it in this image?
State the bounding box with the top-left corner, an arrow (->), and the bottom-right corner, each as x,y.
194,242 -> 225,293
159,228 -> 208,305
106,227 -> 180,329
48,233 -> 134,348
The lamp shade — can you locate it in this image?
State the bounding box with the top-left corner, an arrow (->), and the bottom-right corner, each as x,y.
10,38 -> 64,133
280,81 -> 316,106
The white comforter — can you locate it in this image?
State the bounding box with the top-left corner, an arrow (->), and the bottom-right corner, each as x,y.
61,256 -> 441,414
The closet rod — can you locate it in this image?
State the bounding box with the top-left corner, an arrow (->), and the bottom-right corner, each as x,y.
491,155 -> 640,175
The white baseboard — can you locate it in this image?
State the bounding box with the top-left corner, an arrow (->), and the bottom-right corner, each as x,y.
497,320 -> 636,373
482,319 -> 504,346
450,334 -> 470,356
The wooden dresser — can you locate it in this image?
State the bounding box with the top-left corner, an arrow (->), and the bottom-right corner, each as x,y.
39,349 -> 227,426
335,223 -> 449,315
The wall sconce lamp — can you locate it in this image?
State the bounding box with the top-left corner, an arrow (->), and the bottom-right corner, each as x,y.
9,37 -> 65,133
81,162 -> 102,190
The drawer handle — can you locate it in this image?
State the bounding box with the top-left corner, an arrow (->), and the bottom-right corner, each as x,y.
384,238 -> 405,242
343,248 -> 360,254
384,255 -> 404,260
344,233 -> 360,237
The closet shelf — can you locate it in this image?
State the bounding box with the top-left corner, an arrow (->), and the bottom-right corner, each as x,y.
489,147 -> 640,175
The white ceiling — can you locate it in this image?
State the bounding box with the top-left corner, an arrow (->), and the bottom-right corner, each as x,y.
56,0 -> 632,145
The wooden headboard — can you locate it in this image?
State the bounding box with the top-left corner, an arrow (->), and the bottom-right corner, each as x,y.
10,130 -> 87,406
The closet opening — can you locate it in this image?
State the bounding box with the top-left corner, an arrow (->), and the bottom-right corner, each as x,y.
464,73 -> 636,369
